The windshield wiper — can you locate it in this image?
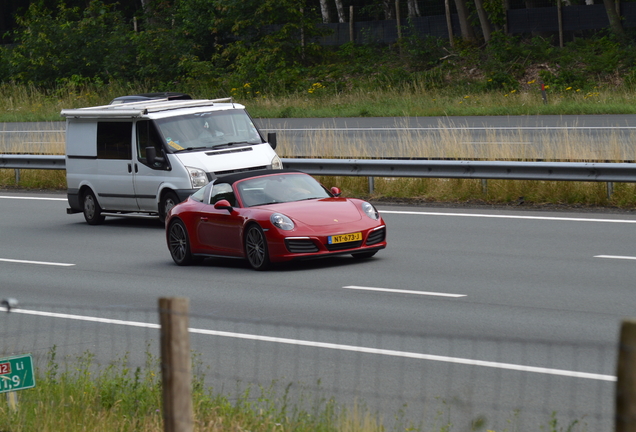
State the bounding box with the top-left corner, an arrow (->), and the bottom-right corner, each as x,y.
174,146 -> 208,153
212,141 -> 256,149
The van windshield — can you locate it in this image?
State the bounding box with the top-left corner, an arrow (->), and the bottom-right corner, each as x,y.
154,109 -> 264,152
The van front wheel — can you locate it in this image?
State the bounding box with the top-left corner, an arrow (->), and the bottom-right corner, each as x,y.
83,190 -> 105,225
159,191 -> 180,223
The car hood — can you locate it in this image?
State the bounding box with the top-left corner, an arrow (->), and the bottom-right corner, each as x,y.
264,199 -> 362,226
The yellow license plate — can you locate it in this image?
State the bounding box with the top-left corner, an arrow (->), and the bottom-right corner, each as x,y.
328,232 -> 362,244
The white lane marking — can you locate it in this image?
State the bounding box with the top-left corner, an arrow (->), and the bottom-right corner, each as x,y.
0,258 -> 75,267
380,210 -> 636,224
0,196 -> 66,201
343,285 -> 466,298
0,306 -> 615,382
595,255 -> 636,261
262,126 -> 636,131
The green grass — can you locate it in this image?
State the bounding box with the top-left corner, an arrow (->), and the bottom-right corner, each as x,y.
0,349 -> 392,432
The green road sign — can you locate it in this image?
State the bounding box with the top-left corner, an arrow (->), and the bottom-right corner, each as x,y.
0,354 -> 35,393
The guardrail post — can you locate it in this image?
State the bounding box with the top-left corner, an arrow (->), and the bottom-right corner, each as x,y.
368,177 -> 375,194
607,182 -> 614,199
616,319 -> 636,432
159,297 -> 193,432
14,169 -> 20,185
481,179 -> 488,195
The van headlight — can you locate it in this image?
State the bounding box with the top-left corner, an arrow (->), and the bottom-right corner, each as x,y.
362,202 -> 379,220
271,155 -> 283,170
186,166 -> 209,188
270,213 -> 294,230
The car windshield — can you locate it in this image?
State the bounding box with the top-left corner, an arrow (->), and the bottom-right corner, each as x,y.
237,174 -> 331,207
154,109 -> 263,152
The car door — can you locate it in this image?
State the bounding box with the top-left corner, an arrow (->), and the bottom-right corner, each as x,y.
133,120 -> 174,212
195,183 -> 245,256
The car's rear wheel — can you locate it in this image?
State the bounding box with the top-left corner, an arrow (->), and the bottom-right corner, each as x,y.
168,219 -> 194,266
159,191 -> 180,223
351,251 -> 377,259
82,189 -> 105,225
245,224 -> 270,270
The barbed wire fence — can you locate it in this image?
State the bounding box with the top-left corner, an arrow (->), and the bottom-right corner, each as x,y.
0,297 -> 630,431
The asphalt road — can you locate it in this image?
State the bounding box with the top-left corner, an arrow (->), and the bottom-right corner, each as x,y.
0,190 -> 632,429
3,114 -> 636,159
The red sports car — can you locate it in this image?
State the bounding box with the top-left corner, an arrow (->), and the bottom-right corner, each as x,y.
165,169 -> 387,270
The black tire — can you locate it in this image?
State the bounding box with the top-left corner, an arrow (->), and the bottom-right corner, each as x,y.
244,224 -> 270,270
159,191 -> 180,223
168,219 -> 194,266
82,189 -> 105,225
351,250 -> 377,259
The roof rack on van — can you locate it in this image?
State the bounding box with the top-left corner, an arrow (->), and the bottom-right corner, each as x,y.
60,109 -> 147,118
60,97 -> 236,118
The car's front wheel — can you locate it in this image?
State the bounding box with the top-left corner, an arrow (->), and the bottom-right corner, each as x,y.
244,224 -> 270,270
168,219 -> 194,266
82,189 -> 105,225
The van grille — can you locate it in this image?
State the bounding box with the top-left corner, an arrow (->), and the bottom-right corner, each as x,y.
214,165 -> 267,176
205,147 -> 253,156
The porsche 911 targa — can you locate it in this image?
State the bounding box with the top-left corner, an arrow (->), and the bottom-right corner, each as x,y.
165,169 -> 387,270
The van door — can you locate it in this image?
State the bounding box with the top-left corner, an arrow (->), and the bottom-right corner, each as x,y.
133,120 -> 173,212
96,122 -> 139,211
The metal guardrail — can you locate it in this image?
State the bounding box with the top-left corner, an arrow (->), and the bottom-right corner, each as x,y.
0,154 -> 66,170
2,154 -> 636,183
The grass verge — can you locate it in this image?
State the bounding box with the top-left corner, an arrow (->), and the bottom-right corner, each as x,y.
0,349 -> 392,432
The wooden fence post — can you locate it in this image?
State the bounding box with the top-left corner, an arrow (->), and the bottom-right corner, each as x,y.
616,320 -> 636,432
159,297 -> 193,432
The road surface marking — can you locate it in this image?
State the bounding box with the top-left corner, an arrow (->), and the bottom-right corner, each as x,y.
595,255 -> 636,261
380,210 -> 636,224
0,258 -> 75,267
343,285 -> 465,298
0,196 -> 66,201
0,306 -> 615,382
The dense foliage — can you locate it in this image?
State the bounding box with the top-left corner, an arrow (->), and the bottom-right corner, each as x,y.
2,0 -> 636,98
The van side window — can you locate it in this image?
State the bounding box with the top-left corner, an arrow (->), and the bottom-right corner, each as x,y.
136,120 -> 167,169
97,122 -> 132,160
210,183 -> 236,207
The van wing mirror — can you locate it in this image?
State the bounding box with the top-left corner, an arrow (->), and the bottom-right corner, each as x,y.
146,147 -> 165,166
267,132 -> 277,150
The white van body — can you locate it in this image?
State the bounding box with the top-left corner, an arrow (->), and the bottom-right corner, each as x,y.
61,98 -> 282,224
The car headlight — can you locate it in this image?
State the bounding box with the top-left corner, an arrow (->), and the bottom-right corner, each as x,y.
271,155 -> 283,170
270,213 -> 294,230
186,166 -> 209,188
362,202 -> 379,220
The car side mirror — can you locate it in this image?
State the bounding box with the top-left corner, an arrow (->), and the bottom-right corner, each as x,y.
330,187 -> 341,197
214,199 -> 233,212
267,132 -> 277,150
146,147 -> 165,166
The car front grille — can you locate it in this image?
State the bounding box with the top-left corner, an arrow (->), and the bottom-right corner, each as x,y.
285,239 -> 319,253
366,228 -> 386,245
325,240 -> 363,251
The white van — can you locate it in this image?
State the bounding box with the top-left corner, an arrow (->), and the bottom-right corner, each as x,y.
61,97 -> 282,224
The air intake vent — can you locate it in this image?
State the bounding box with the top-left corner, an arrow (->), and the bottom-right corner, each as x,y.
366,228 -> 386,245
285,239 -> 319,253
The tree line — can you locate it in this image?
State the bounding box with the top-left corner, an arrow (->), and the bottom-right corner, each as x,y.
0,0 -> 633,94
